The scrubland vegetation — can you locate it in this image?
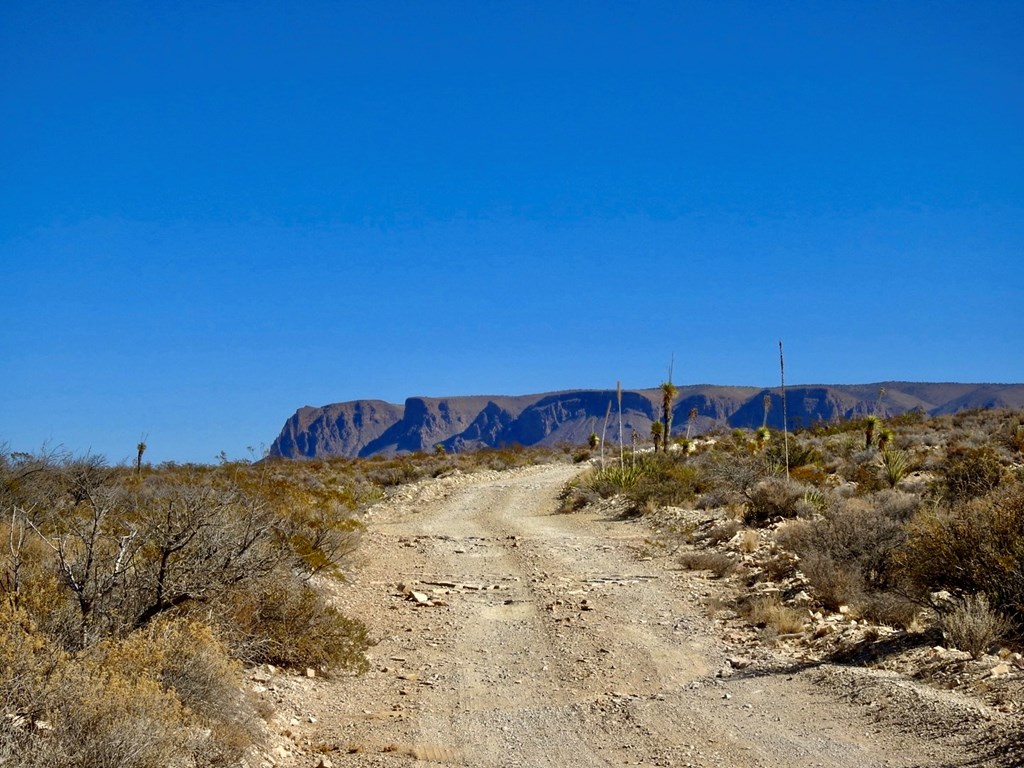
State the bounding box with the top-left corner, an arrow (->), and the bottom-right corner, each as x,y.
564,408 -> 1024,654
0,443 -> 562,767
4,409 -> 1021,764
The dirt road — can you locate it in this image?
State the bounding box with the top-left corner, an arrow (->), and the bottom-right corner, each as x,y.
260,463 -> 1013,767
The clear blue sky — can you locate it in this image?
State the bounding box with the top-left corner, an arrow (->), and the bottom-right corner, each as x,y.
2,1 -> 1022,464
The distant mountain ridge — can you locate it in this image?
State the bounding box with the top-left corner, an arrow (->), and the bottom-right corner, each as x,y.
269,382 -> 1024,459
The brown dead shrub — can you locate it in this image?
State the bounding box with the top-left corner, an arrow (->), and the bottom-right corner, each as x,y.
679,551 -> 736,578
744,477 -> 806,524
940,593 -> 1013,659
219,576 -> 371,672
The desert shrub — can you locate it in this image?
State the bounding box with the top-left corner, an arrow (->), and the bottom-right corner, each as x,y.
40,661 -> 185,768
766,439 -> 821,471
94,618 -> 260,764
775,492 -> 916,616
797,551 -> 865,610
617,454 -> 709,513
1007,421 -> 1024,454
557,475 -> 600,513
679,551 -> 736,578
941,444 -> 1003,505
895,481 -> 1024,628
0,606 -> 58,738
872,487 -> 922,520
790,463 -> 828,486
860,591 -> 922,630
762,550 -> 800,582
365,458 -> 423,487
743,477 -> 806,524
0,448 -> 384,766
940,593 -> 1012,659
0,613 -> 183,768
695,449 -> 767,505
836,446 -> 891,494
890,409 -> 927,428
219,576 -> 370,671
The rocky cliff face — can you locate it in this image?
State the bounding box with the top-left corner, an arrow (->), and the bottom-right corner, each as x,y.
268,382 -> 1024,459
269,400 -> 405,458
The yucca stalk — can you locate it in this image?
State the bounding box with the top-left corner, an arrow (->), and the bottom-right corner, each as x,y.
136,435 -> 147,475
600,399 -> 612,470
778,340 -> 789,481
660,381 -> 678,453
617,381 -> 624,471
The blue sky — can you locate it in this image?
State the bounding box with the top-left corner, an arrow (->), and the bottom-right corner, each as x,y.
2,1 -> 1022,464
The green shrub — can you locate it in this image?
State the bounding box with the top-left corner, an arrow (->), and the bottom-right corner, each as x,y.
942,444 -> 1003,504
766,439 -> 821,470
603,454 -> 709,513
895,481 -> 1024,628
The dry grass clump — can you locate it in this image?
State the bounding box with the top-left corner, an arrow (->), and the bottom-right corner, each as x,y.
739,594 -> 806,635
738,528 -> 760,553
940,594 -> 1013,659
0,606 -> 256,768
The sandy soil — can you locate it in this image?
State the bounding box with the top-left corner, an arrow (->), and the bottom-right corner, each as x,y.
251,463 -> 1020,768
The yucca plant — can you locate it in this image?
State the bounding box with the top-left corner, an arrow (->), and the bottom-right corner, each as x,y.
650,421 -> 664,452
864,415 -> 881,450
880,446 -> 909,488
754,426 -> 771,452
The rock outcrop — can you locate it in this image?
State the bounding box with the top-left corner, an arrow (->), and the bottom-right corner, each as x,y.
268,382 -> 1024,459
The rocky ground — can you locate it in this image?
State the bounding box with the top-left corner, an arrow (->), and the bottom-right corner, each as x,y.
245,463 -> 1022,768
